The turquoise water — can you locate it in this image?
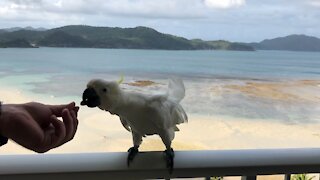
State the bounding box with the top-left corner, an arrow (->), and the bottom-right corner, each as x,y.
0,48 -> 320,122
1,48 -> 320,79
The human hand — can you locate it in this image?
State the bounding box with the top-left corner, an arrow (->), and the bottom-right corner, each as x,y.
0,102 -> 79,153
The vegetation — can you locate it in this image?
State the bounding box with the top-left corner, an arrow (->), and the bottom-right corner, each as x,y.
38,31 -> 92,47
0,38 -> 36,48
210,177 -> 223,180
0,25 -> 254,50
291,174 -> 315,180
207,40 -> 254,51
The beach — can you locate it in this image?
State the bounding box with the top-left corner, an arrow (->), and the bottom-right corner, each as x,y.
1,79 -> 320,155
1,80 -> 320,180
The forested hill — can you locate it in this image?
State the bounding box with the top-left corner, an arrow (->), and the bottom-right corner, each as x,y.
0,25 -> 254,51
249,34 -> 320,52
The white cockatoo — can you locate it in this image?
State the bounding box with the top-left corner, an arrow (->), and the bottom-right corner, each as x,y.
80,78 -> 188,171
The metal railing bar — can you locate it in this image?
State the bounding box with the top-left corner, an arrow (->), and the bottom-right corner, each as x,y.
1,148 -> 320,179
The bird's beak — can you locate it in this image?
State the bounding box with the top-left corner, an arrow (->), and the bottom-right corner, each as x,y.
80,101 -> 87,106
81,87 -> 101,108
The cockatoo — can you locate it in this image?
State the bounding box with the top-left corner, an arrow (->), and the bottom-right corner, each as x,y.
80,77 -> 188,172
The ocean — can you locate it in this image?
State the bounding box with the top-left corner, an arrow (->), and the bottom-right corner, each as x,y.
1,48 -> 320,123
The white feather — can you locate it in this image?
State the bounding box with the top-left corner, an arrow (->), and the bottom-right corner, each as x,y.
167,78 -> 185,103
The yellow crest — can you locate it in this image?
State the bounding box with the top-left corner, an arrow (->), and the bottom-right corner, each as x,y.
117,74 -> 124,84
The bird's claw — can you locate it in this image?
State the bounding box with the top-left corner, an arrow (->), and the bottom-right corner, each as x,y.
164,148 -> 175,174
127,147 -> 139,167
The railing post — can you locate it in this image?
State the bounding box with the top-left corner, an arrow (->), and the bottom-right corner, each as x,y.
284,174 -> 291,180
241,176 -> 257,180
205,176 -> 225,180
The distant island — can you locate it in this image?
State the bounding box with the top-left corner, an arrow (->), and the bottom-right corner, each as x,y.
249,34 -> 320,52
0,25 -> 319,51
0,25 -> 253,51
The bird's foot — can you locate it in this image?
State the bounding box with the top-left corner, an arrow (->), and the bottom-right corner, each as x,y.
164,148 -> 175,174
127,146 -> 139,166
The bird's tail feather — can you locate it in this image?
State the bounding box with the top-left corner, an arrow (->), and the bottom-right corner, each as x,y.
173,103 -> 188,124
166,78 -> 188,127
167,78 -> 185,103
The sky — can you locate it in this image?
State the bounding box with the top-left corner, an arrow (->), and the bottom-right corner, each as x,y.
0,0 -> 319,42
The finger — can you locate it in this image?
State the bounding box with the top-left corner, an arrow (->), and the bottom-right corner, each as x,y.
70,110 -> 78,140
49,102 -> 75,117
75,106 -> 80,112
62,109 -> 74,143
68,102 -> 76,109
74,106 -> 80,116
70,110 -> 78,129
50,115 -> 66,147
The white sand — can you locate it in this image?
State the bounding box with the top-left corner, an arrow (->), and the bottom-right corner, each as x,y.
1,87 -> 320,155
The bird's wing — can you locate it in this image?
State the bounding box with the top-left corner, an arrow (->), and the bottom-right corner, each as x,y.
147,94 -> 188,130
120,117 -> 131,132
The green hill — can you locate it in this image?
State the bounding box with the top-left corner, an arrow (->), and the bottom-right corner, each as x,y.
250,34 -> 320,52
38,31 -> 92,47
206,40 -> 254,51
43,25 -> 195,49
0,25 -> 253,50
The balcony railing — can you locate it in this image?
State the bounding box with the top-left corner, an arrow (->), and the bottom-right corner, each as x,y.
1,148 -> 320,180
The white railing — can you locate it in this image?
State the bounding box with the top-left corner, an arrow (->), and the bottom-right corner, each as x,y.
1,148 -> 320,180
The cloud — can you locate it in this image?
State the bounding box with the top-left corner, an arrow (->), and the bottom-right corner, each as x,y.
203,0 -> 245,9
308,0 -> 320,7
0,0 -> 249,21
0,0 -> 206,19
91,0 -> 205,19
9,0 -> 42,5
0,0 -> 319,42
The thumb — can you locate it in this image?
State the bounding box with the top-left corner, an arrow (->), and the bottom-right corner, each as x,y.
49,102 -> 75,117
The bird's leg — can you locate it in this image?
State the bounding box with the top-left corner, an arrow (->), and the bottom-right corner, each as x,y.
164,147 -> 175,174
127,132 -> 142,166
160,130 -> 175,174
127,146 -> 139,166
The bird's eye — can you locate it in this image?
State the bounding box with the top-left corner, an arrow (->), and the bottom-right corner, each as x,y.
102,88 -> 108,93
